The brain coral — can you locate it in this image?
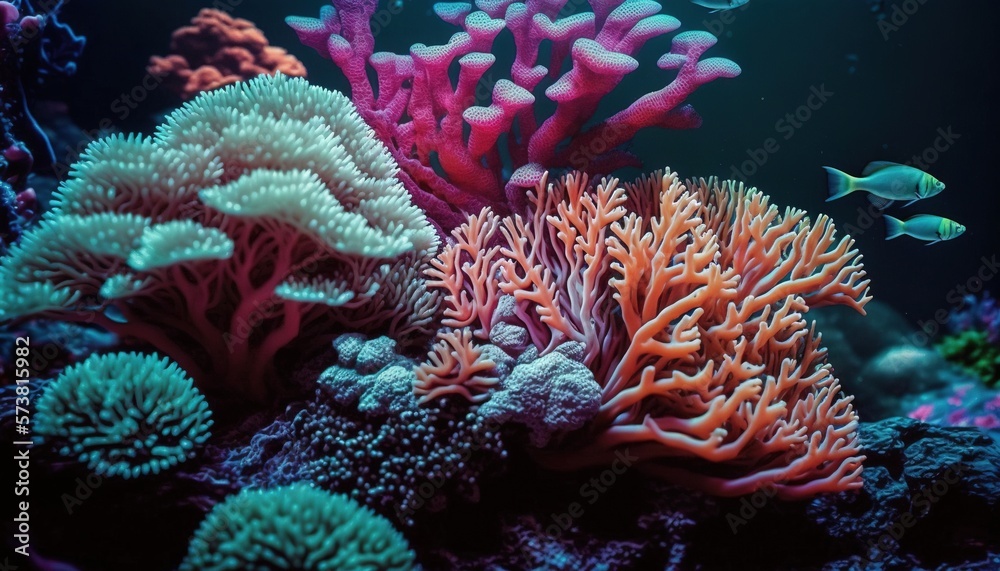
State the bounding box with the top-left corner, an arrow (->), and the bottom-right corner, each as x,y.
0,73 -> 439,401
35,352 -> 213,479
179,483 -> 415,571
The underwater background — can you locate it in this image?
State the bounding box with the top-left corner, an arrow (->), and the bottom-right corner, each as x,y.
3,0 -> 1000,570
59,0 -> 1000,322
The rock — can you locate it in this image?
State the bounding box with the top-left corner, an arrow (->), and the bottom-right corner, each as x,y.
809,417 -> 1000,568
811,300 -> 916,383
853,345 -> 956,419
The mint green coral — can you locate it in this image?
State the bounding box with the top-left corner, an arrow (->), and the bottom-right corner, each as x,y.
937,330 -> 1000,387
35,352 -> 213,478
179,483 -> 415,571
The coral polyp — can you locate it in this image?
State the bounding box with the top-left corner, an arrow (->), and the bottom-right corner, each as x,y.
35,352 -> 213,479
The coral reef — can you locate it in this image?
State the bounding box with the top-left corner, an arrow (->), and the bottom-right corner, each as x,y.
149,8 -> 307,101
937,330 -> 1000,387
419,417 -> 1000,570
195,334 -> 508,526
1,0 -> 83,245
948,292 -> 1000,343
0,74 -> 440,401
179,483 -> 415,571
287,0 -> 740,227
422,169 -> 870,498
906,380 -> 1000,438
936,292 -> 1000,387
1,0 -> 84,182
35,352 -> 213,479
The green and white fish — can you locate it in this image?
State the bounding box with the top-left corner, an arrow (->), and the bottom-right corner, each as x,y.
823,161 -> 945,207
690,0 -> 750,12
884,214 -> 965,245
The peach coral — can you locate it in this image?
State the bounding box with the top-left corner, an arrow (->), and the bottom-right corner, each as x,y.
150,9 -> 306,101
421,169 -> 870,498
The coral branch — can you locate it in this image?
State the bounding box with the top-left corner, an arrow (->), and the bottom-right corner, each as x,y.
288,0 -> 739,227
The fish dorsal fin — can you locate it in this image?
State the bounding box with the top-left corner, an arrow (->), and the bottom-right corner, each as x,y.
862,161 -> 903,176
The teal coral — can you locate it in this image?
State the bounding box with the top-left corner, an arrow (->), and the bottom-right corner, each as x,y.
35,352 -> 213,478
0,73 -> 440,401
937,330 -> 1000,387
179,483 -> 415,571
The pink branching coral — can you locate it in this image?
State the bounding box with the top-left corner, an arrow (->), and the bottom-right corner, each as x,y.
287,0 -> 740,228
150,9 -> 307,100
423,170 -> 871,498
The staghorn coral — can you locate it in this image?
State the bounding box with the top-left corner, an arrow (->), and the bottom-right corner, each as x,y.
179,483 -> 415,571
149,8 -> 306,101
423,169 -> 871,498
35,352 -> 213,479
287,0 -> 740,228
0,74 -> 440,402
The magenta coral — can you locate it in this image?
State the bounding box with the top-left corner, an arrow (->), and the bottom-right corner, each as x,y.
287,0 -> 740,228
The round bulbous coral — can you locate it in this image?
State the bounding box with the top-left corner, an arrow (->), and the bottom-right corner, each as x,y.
179,483 -> 415,571
35,352 -> 213,478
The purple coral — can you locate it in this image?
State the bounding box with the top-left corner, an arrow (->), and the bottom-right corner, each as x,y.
287,0 -> 740,228
948,292 -> 1000,343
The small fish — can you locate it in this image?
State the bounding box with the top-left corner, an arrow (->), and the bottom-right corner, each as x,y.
884,214 -> 965,245
690,0 -> 750,12
824,161 -> 945,207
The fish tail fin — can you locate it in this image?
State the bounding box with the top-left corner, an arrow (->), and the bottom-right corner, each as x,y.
823,167 -> 856,201
884,215 -> 906,240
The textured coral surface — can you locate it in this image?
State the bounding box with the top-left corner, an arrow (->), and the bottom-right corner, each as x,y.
150,8 -> 307,100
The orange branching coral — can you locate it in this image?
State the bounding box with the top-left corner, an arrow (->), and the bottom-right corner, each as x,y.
423,169 -> 871,499
149,9 -> 306,100
425,210 -> 503,340
414,329 -> 498,404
